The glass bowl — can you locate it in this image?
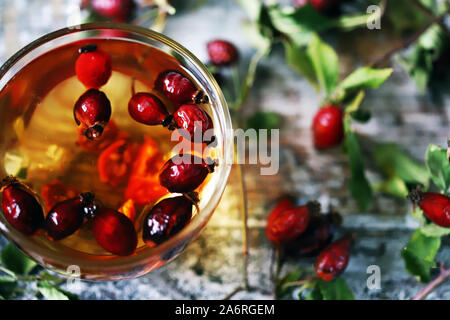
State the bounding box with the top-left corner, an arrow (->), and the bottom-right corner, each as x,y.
0,22 -> 232,280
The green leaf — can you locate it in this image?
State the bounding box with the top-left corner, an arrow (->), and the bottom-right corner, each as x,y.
343,90 -> 365,115
242,22 -> 272,55
0,275 -> 18,299
386,0 -> 428,33
307,35 -> 339,95
245,111 -> 283,131
275,268 -> 303,299
236,0 -> 261,22
37,282 -> 71,300
308,278 -> 354,300
402,229 -> 441,283
420,223 -> 450,238
374,143 -> 429,197
426,144 -> 450,193
283,40 -> 318,89
1,243 -> 37,275
340,67 -> 393,91
343,119 -> 372,211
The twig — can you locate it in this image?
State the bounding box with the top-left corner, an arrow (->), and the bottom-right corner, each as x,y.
283,276 -> 320,289
412,263 -> 450,300
410,0 -> 450,38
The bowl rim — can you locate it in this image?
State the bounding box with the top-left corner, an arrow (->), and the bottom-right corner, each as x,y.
0,22 -> 233,279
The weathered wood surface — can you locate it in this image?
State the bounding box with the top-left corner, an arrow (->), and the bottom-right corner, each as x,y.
0,0 -> 449,299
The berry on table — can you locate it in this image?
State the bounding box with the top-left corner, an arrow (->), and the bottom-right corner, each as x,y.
45,193 -> 96,240
0,177 -> 44,235
75,44 -> 112,89
143,196 -> 193,246
207,40 -> 239,66
315,233 -> 353,281
312,104 -> 344,149
408,189 -> 450,228
128,92 -> 171,126
159,155 -> 215,194
154,70 -> 208,105
173,104 -> 215,144
90,0 -> 135,22
266,201 -> 320,245
93,207 -> 137,256
74,88 -> 112,140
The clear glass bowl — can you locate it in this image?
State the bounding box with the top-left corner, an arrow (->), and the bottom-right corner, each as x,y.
0,22 -> 233,280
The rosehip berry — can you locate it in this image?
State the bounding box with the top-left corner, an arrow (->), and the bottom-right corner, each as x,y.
294,0 -> 337,11
93,208 -> 137,256
128,92 -> 171,126
74,88 -> 112,140
266,196 -> 294,229
0,177 -> 44,235
266,201 -> 319,245
90,0 -> 135,21
159,155 -> 215,194
312,104 -> 344,149
143,196 -> 193,245
207,40 -> 239,66
155,70 -> 208,105
315,234 -> 353,281
408,189 -> 450,228
75,44 -> 112,89
173,104 -> 215,144
45,193 -> 96,240
286,211 -> 341,257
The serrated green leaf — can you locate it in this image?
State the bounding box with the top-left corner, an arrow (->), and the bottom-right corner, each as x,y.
37,282 -> 70,300
340,67 -> 393,91
426,144 -> 450,193
283,40 -> 318,89
313,278 -> 354,300
307,35 -> 339,95
245,111 -> 283,131
402,229 -> 441,283
1,243 -> 37,275
344,120 -> 372,211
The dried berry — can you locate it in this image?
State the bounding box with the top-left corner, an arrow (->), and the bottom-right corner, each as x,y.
315,234 -> 353,281
207,40 -> 239,66
75,44 -> 112,88
173,104 -> 215,144
90,0 -> 135,21
128,92 -> 171,126
1,177 -> 44,235
143,196 -> 193,245
312,105 -> 344,149
155,70 -> 207,105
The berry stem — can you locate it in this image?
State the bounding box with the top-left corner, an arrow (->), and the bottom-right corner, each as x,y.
282,276 -> 320,289
410,0 -> 450,37
412,263 -> 450,300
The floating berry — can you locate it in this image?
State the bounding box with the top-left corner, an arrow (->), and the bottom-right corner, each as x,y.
312,104 -> 344,149
173,104 -> 215,144
93,208 -> 137,256
45,193 -> 96,240
128,92 -> 171,126
315,234 -> 353,281
97,139 -> 136,186
286,211 -> 341,257
74,88 -> 112,140
155,70 -> 208,105
159,155 -> 215,194
143,196 -> 193,245
408,189 -> 450,228
75,44 -> 112,89
207,40 -> 239,66
0,177 -> 44,235
266,201 -> 319,245
41,181 -> 79,212
90,0 -> 135,21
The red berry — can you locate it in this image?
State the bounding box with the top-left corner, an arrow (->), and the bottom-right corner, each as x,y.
45,193 -> 96,240
408,189 -> 450,228
266,196 -> 295,229
154,70 -> 207,105
207,40 -> 239,66
286,211 -> 341,257
75,44 -> 112,89
143,196 -> 193,245
0,177 -> 44,235
74,88 -> 112,140
266,201 -> 318,245
90,0 -> 135,21
312,105 -> 344,149
159,155 -> 215,194
93,208 -> 137,256
128,92 -> 170,126
173,104 -> 215,144
294,0 -> 337,11
315,234 -> 353,281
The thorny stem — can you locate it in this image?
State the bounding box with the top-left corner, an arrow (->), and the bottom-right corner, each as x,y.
412,263 -> 450,300
410,0 -> 450,38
